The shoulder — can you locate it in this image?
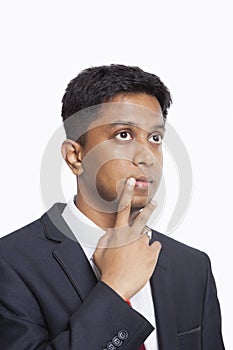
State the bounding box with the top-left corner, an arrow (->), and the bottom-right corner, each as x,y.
0,217 -> 44,244
152,230 -> 213,295
0,217 -> 45,259
0,202 -> 67,246
0,202 -> 66,260
152,229 -> 210,273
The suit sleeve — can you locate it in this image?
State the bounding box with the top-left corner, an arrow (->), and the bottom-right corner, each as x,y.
201,253 -> 225,349
0,254 -> 154,349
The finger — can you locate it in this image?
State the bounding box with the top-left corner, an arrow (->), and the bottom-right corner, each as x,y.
132,200 -> 157,236
115,177 -> 136,227
150,240 -> 162,255
151,240 -> 162,250
95,230 -> 111,250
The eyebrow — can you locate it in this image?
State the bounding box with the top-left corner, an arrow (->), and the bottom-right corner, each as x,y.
106,121 -> 165,132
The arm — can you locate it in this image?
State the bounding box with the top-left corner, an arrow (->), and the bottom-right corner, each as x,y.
0,254 -> 154,349
0,179 -> 160,349
201,253 -> 225,349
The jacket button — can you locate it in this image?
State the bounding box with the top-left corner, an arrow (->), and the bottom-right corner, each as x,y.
112,336 -> 123,347
118,329 -> 129,340
107,342 -> 116,350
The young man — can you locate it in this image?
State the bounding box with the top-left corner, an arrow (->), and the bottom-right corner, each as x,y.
0,65 -> 225,349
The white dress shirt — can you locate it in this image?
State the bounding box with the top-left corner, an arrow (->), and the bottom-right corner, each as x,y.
62,196 -> 159,350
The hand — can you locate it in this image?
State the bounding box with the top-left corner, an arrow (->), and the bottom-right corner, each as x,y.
93,178 -> 162,300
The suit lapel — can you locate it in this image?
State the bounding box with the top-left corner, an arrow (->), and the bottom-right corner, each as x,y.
41,203 -> 98,301
52,240 -> 98,301
150,232 -> 178,350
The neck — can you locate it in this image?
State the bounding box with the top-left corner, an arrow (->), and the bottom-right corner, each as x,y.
76,193 -> 116,229
75,192 -> 141,229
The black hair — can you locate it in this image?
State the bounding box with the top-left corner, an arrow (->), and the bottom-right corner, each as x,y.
61,64 -> 172,142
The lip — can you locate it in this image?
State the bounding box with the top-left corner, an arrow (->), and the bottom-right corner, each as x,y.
135,176 -> 154,188
136,176 -> 154,182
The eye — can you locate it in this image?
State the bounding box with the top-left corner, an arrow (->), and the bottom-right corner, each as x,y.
149,134 -> 162,144
115,131 -> 133,141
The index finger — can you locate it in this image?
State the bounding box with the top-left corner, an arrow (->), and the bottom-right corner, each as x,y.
115,177 -> 136,227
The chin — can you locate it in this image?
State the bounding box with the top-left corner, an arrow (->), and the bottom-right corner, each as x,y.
130,197 -> 150,210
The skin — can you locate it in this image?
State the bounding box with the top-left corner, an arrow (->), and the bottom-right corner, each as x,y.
62,93 -> 163,299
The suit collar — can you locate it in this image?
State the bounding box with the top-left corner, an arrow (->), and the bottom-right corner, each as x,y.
40,203 -> 77,243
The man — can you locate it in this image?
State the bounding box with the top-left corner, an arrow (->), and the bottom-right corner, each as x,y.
0,65 -> 225,349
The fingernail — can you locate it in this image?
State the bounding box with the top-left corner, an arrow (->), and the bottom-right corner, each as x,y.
128,177 -> 136,186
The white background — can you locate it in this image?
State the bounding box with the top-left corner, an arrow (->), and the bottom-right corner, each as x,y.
0,1 -> 232,347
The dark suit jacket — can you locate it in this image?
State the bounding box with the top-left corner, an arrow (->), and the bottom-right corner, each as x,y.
0,203 -> 225,350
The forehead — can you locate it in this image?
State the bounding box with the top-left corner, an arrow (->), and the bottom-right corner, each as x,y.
89,93 -> 164,132
110,93 -> 162,111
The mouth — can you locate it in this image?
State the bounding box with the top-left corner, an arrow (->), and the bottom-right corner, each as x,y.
135,176 -> 154,188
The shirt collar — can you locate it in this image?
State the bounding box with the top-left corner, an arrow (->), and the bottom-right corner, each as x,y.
62,196 -> 105,251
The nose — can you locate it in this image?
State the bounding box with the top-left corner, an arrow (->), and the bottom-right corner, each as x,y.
132,144 -> 155,167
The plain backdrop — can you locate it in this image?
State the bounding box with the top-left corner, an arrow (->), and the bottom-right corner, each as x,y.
0,1 -> 231,348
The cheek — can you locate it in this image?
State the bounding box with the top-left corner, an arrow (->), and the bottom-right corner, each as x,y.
157,152 -> 163,171
96,160 -> 129,182
153,146 -> 163,164
96,160 -> 129,200
155,154 -> 163,182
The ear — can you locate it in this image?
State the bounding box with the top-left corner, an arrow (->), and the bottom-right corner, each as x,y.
61,139 -> 84,176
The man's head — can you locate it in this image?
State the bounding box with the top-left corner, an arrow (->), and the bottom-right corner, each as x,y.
61,64 -> 172,142
61,65 -> 172,216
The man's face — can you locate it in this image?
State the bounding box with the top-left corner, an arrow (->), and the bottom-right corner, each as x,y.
78,93 -> 165,212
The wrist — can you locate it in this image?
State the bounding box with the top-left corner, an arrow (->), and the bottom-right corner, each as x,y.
101,278 -> 132,301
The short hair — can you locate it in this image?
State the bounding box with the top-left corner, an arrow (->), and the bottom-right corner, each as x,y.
61,64 -> 172,142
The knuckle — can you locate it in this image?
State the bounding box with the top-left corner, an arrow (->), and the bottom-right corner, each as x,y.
142,234 -> 149,242
153,241 -> 162,251
148,200 -> 157,210
118,200 -> 130,212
